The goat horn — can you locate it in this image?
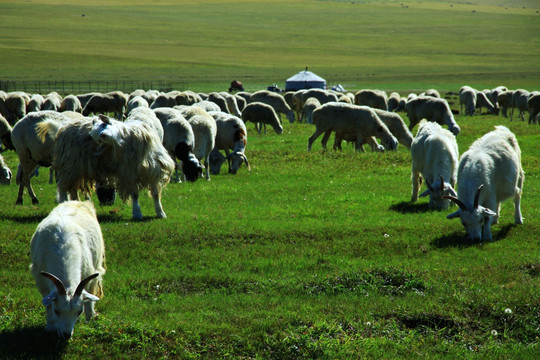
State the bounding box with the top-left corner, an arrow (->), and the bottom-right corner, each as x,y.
74,273 -> 100,298
41,272 -> 67,296
426,179 -> 434,192
242,154 -> 251,171
98,114 -> 110,124
474,184 -> 484,209
442,195 -> 467,211
440,175 -> 445,189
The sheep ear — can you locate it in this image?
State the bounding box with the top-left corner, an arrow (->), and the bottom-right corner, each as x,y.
446,210 -> 461,220
81,290 -> 100,303
419,189 -> 430,198
98,114 -> 110,124
42,290 -> 57,307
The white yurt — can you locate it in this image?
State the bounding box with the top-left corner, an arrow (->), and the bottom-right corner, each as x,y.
285,68 -> 326,91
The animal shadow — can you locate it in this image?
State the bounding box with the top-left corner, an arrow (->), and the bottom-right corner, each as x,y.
0,326 -> 68,359
431,224 -> 516,249
389,201 -> 431,214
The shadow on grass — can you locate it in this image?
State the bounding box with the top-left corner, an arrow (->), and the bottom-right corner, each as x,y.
431,224 -> 516,249
389,201 -> 431,214
0,213 -> 47,224
0,326 -> 68,359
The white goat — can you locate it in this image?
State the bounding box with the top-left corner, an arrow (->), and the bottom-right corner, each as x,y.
444,126 -> 524,241
30,200 -> 105,340
410,120 -> 458,210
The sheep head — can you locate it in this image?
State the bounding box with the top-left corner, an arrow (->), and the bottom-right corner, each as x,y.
0,165 -> 12,185
227,151 -> 250,174
286,110 -> 295,123
90,115 -> 124,147
444,185 -> 497,241
40,272 -> 100,340
420,176 -> 457,210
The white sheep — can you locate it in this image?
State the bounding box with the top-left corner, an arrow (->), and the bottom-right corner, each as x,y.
307,102 -> 398,152
27,94 -> 45,113
208,92 -> 230,113
82,91 -> 128,119
332,108 -> 413,152
496,90 -> 514,118
489,86 -> 507,109
11,111 -> 69,204
475,91 -> 497,114
250,90 -> 295,123
30,200 -> 105,340
208,111 -> 250,175
0,113 -> 15,151
241,102 -> 283,135
41,92 -> 62,112
405,96 -> 460,135
422,89 -> 441,98
186,114 -> 217,180
129,106 -> 164,142
302,97 -> 322,124
0,153 -> 12,185
5,92 -> 28,124
150,93 -> 177,109
126,95 -> 149,115
76,92 -> 100,109
193,100 -> 221,113
459,86 -> 476,116
527,92 -> 540,125
54,115 -> 175,220
410,120 -> 458,210
300,89 -> 339,108
61,94 -> 83,113
153,107 -> 203,182
220,92 -> 242,117
510,89 -> 530,122
387,92 -> 401,112
354,89 -> 388,110
444,126 -> 524,241
292,90 -> 307,122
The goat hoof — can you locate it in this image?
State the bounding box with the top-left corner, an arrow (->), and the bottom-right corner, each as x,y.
32,198 -> 39,205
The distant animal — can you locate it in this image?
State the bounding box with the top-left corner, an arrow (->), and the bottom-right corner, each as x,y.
405,96 -> 460,135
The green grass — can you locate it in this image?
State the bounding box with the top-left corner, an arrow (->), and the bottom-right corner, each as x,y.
1,98 -> 539,358
1,0 -> 539,91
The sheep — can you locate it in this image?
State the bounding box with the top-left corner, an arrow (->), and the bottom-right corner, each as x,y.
307,102 -> 398,152
0,113 -> 15,151
489,86 -> 507,109
76,92 -> 100,109
337,94 -> 352,104
208,92 -> 230,113
475,91 -> 497,114
42,92 -> 62,112
27,94 -> 45,113
333,109 -> 413,151
11,111 -> 70,205
0,97 -> 15,124
250,90 -> 295,123
496,90 -> 514,118
354,89 -> 388,110
395,97 -> 407,112
186,114 -> 217,180
459,86 -> 476,116
150,93 -> 177,109
527,92 -> 540,125
172,90 -> 202,106
5,92 -> 28,124
208,111 -> 250,174
82,91 -> 128,119
129,106 -> 164,142
388,92 -> 401,112
220,92 -> 242,117
0,153 -> 12,185
235,91 -> 252,104
153,107 -> 203,182
142,90 -> 160,105
444,126 -> 524,241
126,95 -> 149,115
283,92 -> 296,114
30,200 -> 105,340
241,102 -> 283,135
234,94 -> 247,112
300,89 -> 339,108
60,95 -> 82,113
303,97 -> 322,124
193,100 -> 221,113
511,89 -> 530,122
128,89 -> 146,102
405,96 -> 460,136
422,89 -> 441,98
54,115 -> 175,220
410,120 -> 458,210
292,89 -> 307,122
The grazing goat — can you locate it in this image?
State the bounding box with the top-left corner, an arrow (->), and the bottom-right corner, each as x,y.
410,121 -> 458,210
30,200 -> 106,340
54,115 -> 175,220
444,126 -> 524,241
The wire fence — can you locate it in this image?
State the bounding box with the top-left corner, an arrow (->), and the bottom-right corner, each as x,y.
0,80 -> 184,95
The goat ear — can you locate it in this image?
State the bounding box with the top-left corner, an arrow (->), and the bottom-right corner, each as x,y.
42,290 -> 57,307
98,114 -> 110,124
482,207 -> 497,217
81,290 -> 100,303
446,210 -> 461,220
419,189 -> 430,198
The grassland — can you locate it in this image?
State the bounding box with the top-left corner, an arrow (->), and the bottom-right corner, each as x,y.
0,96 -> 539,358
1,0 -> 539,91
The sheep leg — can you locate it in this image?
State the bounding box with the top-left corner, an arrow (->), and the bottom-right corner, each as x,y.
16,163 -> 39,205
307,128 -> 326,151
150,185 -> 166,219
48,168 -> 54,184
411,170 -> 421,202
320,130 -> 332,150
514,174 -> 524,224
519,110 -> 525,122
204,155 -> 210,181
131,192 -> 143,220
332,134 -> 342,151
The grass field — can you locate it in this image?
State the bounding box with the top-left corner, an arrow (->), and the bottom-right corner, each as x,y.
1,0 -> 539,91
0,97 -> 539,358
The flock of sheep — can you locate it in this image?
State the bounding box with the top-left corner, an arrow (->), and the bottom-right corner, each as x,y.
0,83 -> 536,339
